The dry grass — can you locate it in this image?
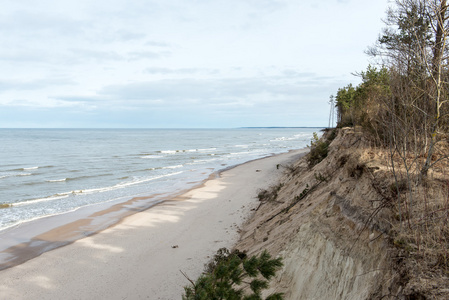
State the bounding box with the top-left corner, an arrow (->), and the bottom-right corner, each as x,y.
361,137 -> 449,297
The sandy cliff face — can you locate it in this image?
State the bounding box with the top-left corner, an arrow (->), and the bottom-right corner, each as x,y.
236,128 -> 399,299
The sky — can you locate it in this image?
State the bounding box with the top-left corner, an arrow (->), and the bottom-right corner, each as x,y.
0,0 -> 389,128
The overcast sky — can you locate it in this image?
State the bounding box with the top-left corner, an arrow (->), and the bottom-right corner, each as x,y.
0,0 -> 389,128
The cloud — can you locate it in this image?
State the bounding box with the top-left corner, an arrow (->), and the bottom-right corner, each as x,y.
144,67 -> 219,75
0,0 -> 389,128
0,10 -> 86,39
281,70 -> 316,78
144,41 -> 171,47
0,78 -> 75,93
68,49 -> 124,63
243,0 -> 287,12
93,75 -> 339,106
0,50 -> 48,63
127,51 -> 171,61
115,30 -> 146,41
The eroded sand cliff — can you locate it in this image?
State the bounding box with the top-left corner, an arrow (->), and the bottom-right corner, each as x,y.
236,128 -> 449,299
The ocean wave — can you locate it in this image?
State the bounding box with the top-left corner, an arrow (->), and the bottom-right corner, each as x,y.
157,148 -> 217,154
229,151 -> 250,156
186,158 -> 218,165
197,148 -> 217,152
158,150 -> 178,154
162,165 -> 183,169
0,172 -> 33,179
140,155 -> 163,159
6,165 -> 54,172
140,165 -> 181,171
12,194 -> 70,207
270,136 -> 296,141
69,171 -> 185,196
17,173 -> 32,177
0,128 -> 317,234
61,173 -> 113,182
46,178 -> 67,183
11,172 -> 184,207
271,134 -> 310,141
23,166 -> 39,170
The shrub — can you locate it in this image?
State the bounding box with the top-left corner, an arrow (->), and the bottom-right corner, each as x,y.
257,184 -> 284,203
182,248 -> 284,300
307,132 -> 330,167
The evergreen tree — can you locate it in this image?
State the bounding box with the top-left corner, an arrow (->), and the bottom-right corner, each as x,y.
182,248 -> 284,300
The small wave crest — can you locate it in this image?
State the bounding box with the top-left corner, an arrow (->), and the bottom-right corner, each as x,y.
270,136 -> 296,141
140,155 -> 163,159
158,148 -> 217,154
12,194 -> 70,207
0,171 -> 33,179
54,171 -> 186,197
46,178 -> 67,183
162,165 -> 183,169
158,150 -> 177,154
7,172 -> 185,208
23,166 -> 39,170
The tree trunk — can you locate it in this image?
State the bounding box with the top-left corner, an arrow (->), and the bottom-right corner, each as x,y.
432,0 -> 448,78
422,0 -> 448,176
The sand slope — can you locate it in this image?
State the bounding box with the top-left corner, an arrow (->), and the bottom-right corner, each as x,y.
0,150 -> 306,300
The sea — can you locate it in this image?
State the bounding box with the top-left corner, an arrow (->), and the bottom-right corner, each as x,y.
0,128 -> 319,233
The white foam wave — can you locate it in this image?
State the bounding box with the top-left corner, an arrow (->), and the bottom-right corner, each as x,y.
47,178 -> 67,182
140,155 -> 163,159
74,171 -> 184,195
10,172 -> 184,208
198,148 -> 217,152
1,172 -> 33,178
162,165 -> 183,169
186,160 -> 208,165
270,136 -> 296,141
23,166 -> 39,170
186,148 -> 217,153
13,194 -> 70,207
230,152 -> 249,156
159,150 -> 177,154
159,148 -> 217,154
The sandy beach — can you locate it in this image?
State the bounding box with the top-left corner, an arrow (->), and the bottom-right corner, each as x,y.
0,149 -> 306,300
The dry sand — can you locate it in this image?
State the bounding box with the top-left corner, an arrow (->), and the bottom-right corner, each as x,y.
0,149 -> 306,300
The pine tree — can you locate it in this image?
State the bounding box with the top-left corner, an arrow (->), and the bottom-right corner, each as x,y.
182,248 -> 284,300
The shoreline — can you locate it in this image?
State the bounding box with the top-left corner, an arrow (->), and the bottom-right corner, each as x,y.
0,148 -> 307,299
0,151 -> 295,271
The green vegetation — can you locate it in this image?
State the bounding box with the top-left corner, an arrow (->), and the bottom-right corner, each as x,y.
306,130 -> 337,168
307,132 -> 328,167
335,1 -> 449,175
182,248 -> 284,300
335,65 -> 390,130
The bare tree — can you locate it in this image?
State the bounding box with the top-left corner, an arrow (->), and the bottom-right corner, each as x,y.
368,0 -> 449,177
